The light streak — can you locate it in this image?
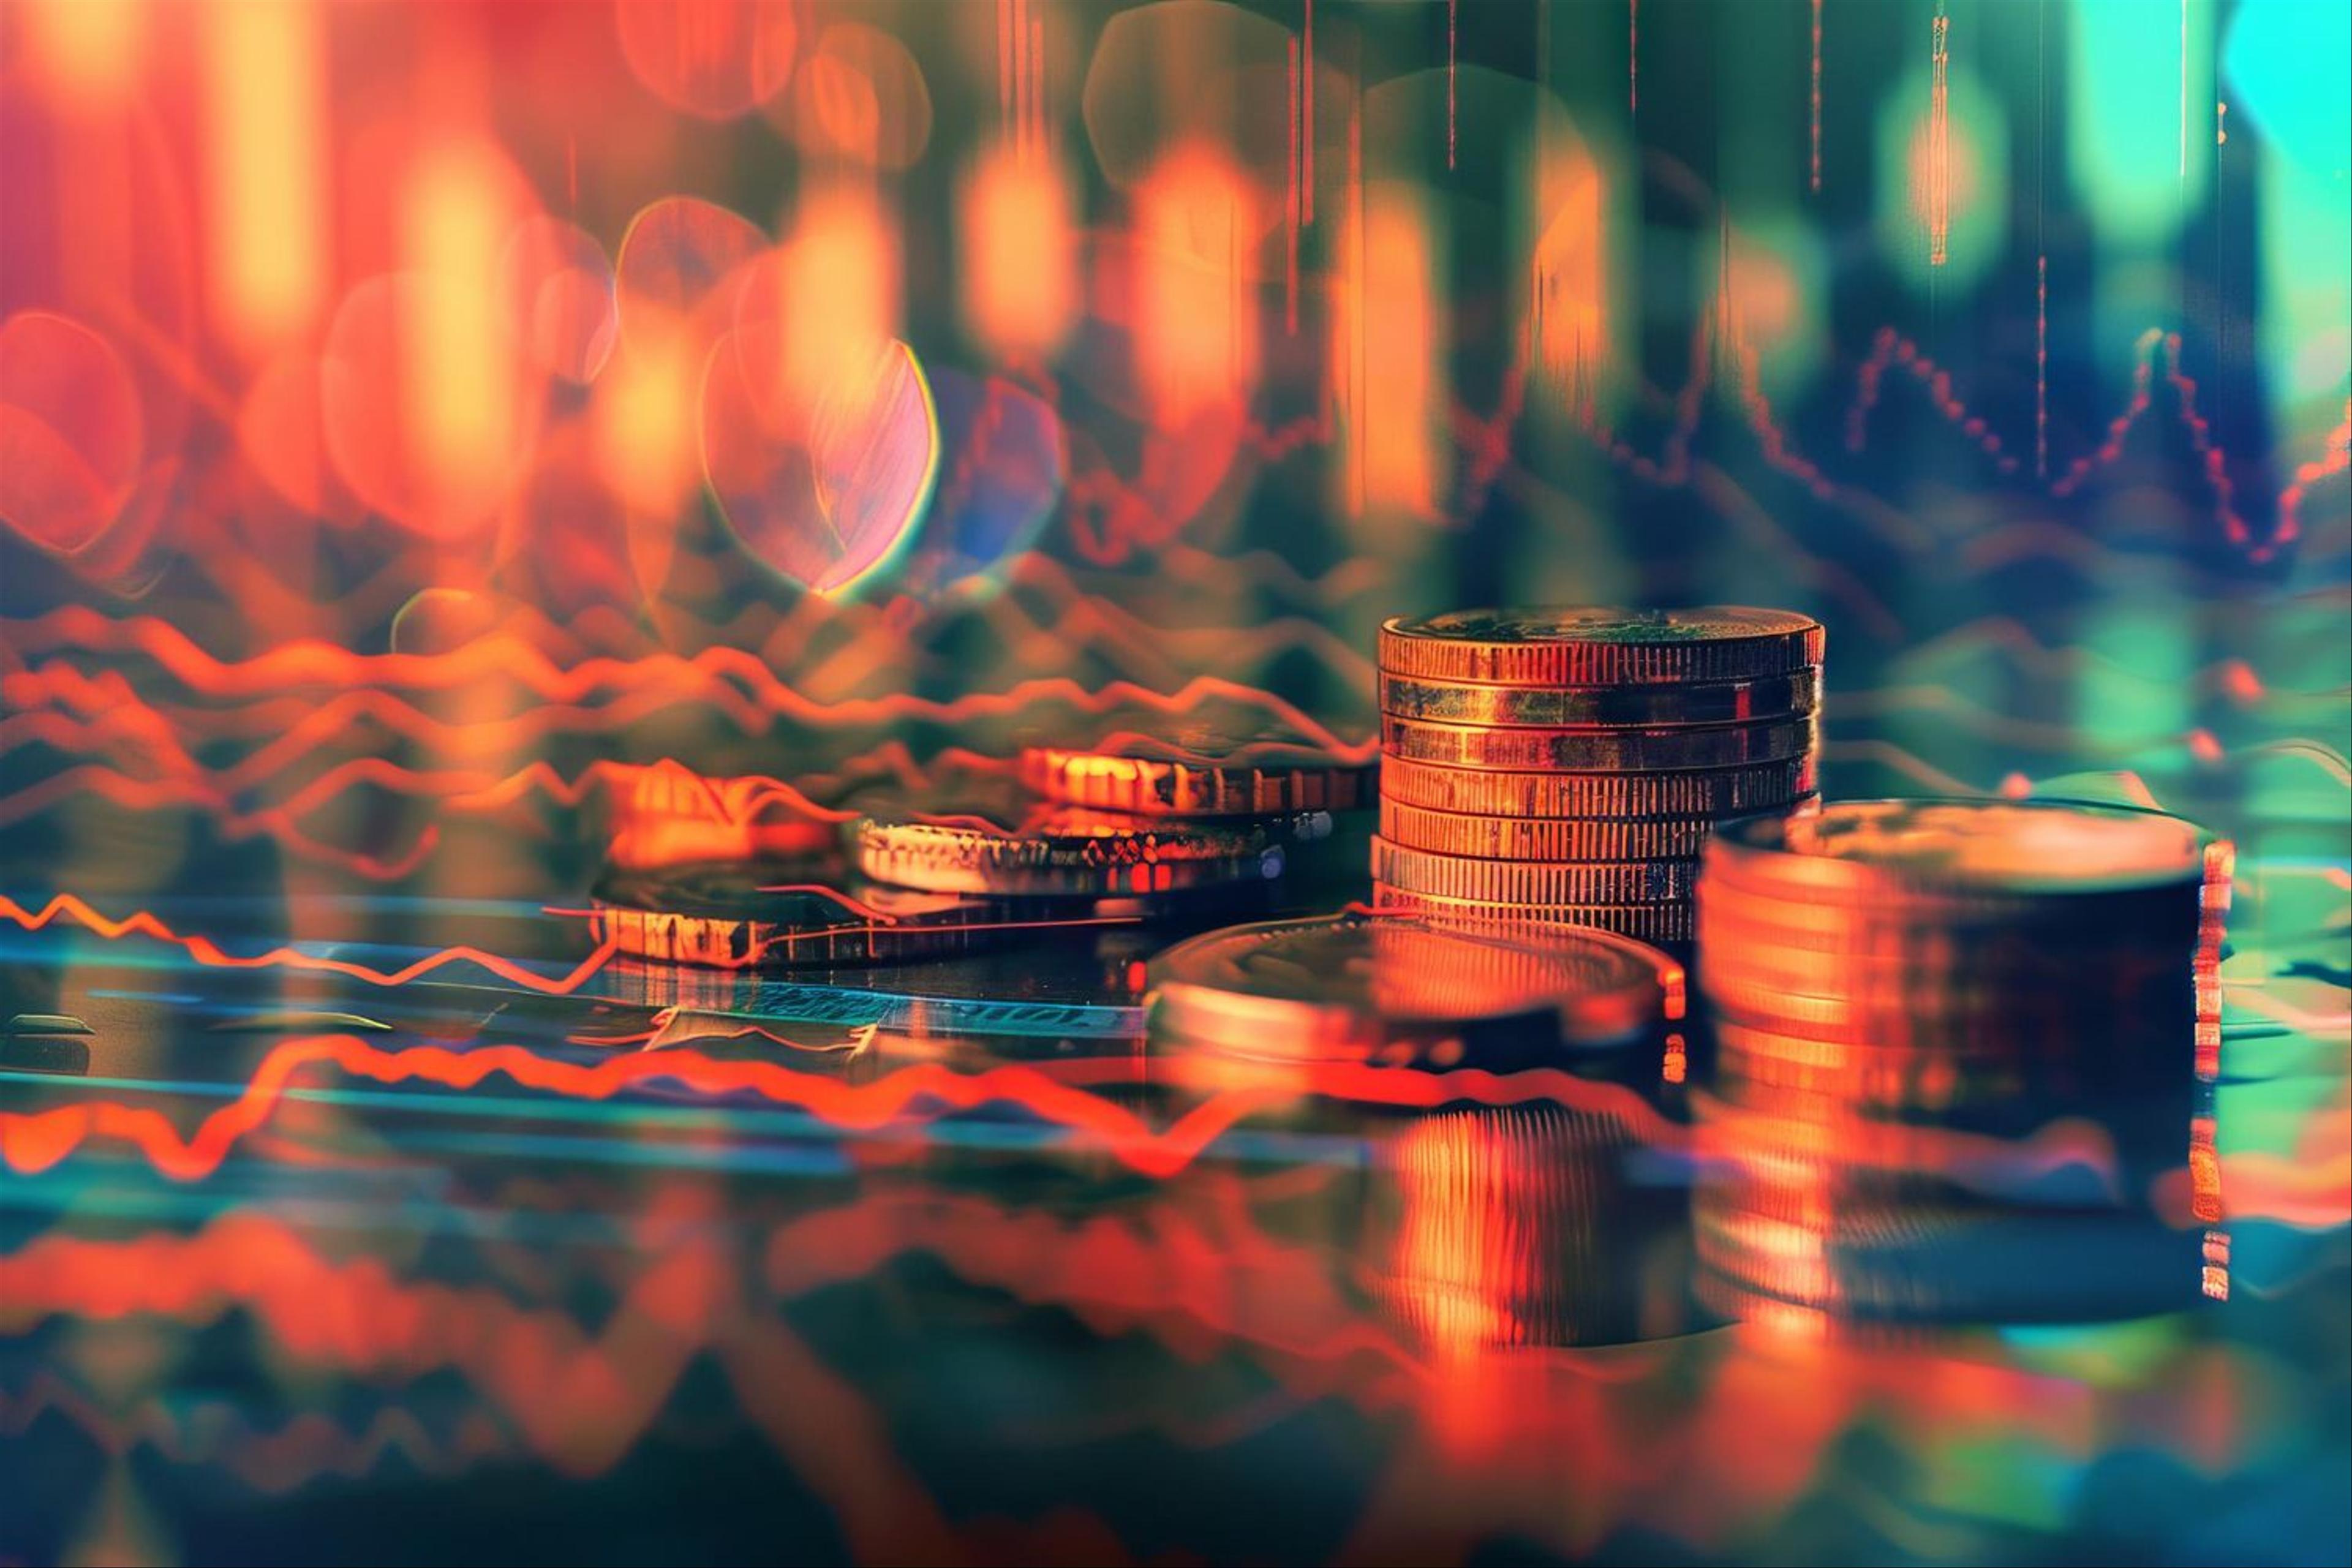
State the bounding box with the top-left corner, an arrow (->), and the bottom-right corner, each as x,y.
1447,0 -> 1458,171
2178,0 -> 2188,183
2036,254 -> 2049,478
1627,0 -> 1637,116
1810,0 -> 1823,193
1302,0 -> 1314,222
1928,2 -> 1950,267
1287,36 -> 1302,336
0,1033 -> 1690,1183
0,892 -> 617,995
199,0 -> 326,356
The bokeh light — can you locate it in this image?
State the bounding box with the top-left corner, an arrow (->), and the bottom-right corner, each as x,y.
785,21 -> 932,171
613,0 -> 797,122
0,311 -> 144,556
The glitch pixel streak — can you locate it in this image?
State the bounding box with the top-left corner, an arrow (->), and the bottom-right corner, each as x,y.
1,2 -> 2346,1564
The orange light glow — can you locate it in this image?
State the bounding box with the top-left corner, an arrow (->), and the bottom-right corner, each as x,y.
1725,235 -> 1802,353
0,311 -> 145,554
200,0 -> 328,356
593,331 -> 703,515
778,184 -> 900,417
403,139 -> 523,516
1347,183 -> 1444,518
17,0 -> 145,106
959,141 -> 1077,360
1906,108 -> 1980,265
1133,144 -> 1261,427
1532,150 -> 1609,409
613,0 -> 798,123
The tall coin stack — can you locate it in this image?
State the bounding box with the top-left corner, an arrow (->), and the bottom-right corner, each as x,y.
1372,608 -> 1825,946
1692,799 -> 2231,1331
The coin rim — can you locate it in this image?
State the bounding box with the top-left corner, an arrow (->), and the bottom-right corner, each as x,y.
1379,607 -> 1824,687
1377,668 -> 1821,728
1706,796 -> 2227,902
1370,884 -> 1697,943
1381,713 -> 1819,772
1378,797 -> 1747,861
1373,837 -> 1699,903
1378,754 -> 1820,817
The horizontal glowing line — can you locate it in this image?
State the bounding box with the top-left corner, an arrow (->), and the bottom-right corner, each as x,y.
0,1032 -> 1685,1183
0,892 -> 611,993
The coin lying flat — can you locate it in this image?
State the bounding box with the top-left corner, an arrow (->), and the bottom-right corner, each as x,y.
1378,668 -> 1820,728
590,859 -> 1022,968
1378,797 -> 1755,862
856,803 -> 1296,897
1369,884 -> 1697,945
1373,837 -> 1698,904
1379,753 -> 1819,818
1145,911 -> 1675,1063
1020,718 -> 1376,816
1381,714 -> 1818,773
1379,607 -> 1824,687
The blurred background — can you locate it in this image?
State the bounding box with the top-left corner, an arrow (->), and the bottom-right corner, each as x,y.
3,0 -> 2345,856
1,2 -> 2347,1563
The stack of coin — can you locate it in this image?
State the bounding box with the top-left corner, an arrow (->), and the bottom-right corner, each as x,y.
848,765 -> 1345,945
1372,608 -> 1824,945
1011,713 -> 1378,908
1692,797 -> 2232,1331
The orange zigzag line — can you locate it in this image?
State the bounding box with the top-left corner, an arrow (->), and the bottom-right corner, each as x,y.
0,626 -> 1374,756
0,1031 -> 1696,1184
0,892 -> 616,994
0,1176 -> 1419,1411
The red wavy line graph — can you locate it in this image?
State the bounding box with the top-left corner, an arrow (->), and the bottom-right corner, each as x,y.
0,1030 -> 1686,1183
0,892 -> 616,995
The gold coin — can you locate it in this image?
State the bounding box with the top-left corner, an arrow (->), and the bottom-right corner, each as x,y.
1693,874 -> 2212,944
1379,606 -> 1823,687
1381,714 -> 1817,772
1379,668 -> 1820,728
1371,884 -> 1695,944
1373,837 -> 1698,903
589,860 -> 1019,968
1379,798 -> 1758,861
1700,970 -> 2212,1050
1381,754 -> 1818,818
1144,911 -> 1673,1061
855,804 -> 1289,896
1705,797 -> 2225,905
1020,718 -> 1374,816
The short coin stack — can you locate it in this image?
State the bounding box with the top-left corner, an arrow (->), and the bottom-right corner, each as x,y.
1373,607 -> 1825,945
1692,798 -> 2231,1331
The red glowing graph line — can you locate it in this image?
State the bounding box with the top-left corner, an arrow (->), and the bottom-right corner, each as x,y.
0,1031 -> 1701,1183
0,610 -> 1375,753
0,1177 -> 1432,1495
0,624 -> 1376,771
0,892 -> 615,995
